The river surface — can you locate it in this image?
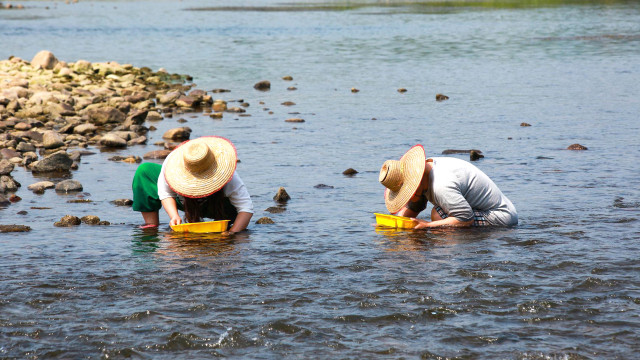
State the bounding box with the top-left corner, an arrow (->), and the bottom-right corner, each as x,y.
1,0 -> 640,358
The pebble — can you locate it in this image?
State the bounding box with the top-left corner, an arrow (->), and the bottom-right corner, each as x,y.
314,184 -> 334,189
436,94 -> 449,101
54,215 -> 81,227
256,217 -> 275,224
343,168 -> 358,175
282,76 -> 293,81
273,187 -> 291,203
112,198 -> 133,206
520,122 -> 532,127
285,118 -> 304,123
567,144 -> 588,150
254,80 -> 271,91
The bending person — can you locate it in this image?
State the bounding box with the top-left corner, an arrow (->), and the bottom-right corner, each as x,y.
379,145 -> 517,228
132,136 -> 253,233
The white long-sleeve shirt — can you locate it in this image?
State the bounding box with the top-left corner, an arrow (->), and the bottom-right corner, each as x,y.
157,155 -> 254,214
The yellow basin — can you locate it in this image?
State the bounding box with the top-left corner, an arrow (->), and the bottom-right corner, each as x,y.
374,213 -> 417,229
170,220 -> 229,233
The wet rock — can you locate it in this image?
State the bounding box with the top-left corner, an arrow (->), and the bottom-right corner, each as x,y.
0,225 -> 31,232
17,210 -> 28,215
470,150 -> 484,161
436,94 -> 449,101
273,187 -> 291,203
285,118 -> 304,123
520,122 -> 532,127
81,215 -> 100,225
162,127 -> 191,140
212,100 -> 227,112
254,80 -> 271,91
211,89 -> 230,93
158,90 -> 181,105
282,75 -> 293,81
281,101 -> 296,106
441,149 -> 482,155
143,149 -> 172,160
226,107 -> 246,113
112,198 -> 133,206
351,87 -> 359,93
109,155 -> 141,163
67,199 -> 93,203
314,184 -> 334,189
42,130 -> 65,149
265,206 -> 286,214
9,194 -> 21,203
124,109 -> 149,127
99,133 -> 127,148
55,179 -> 83,193
145,111 -> 162,121
567,144 -> 588,150
73,123 -> 98,135
210,112 -> 223,119
31,50 -> 59,70
287,87 -> 297,91
98,221 -> 110,226
256,217 -> 275,224
16,142 -> 36,152
342,168 -> 358,176
0,194 -> 10,206
127,136 -> 147,146
86,106 -> 126,125
28,181 -> 55,193
1,149 -> 21,161
0,160 -> 14,175
398,88 -> 407,93
0,175 -> 20,193
54,215 -> 81,227
175,95 -> 197,108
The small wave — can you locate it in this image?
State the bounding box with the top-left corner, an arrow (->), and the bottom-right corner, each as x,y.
517,300 -> 559,314
260,320 -> 313,337
455,269 -> 492,279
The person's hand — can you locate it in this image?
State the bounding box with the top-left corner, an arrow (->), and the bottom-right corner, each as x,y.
221,231 -> 235,236
412,218 -> 432,229
170,216 -> 182,226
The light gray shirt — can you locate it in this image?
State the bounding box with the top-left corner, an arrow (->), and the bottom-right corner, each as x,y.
407,157 -> 517,226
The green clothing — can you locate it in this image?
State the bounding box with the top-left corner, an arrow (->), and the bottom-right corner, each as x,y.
132,163 -> 184,212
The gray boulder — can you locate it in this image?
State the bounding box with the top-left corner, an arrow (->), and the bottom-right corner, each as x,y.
31,50 -> 59,70
55,179 -> 83,193
0,160 -> 14,175
42,131 -> 65,149
31,151 -> 73,172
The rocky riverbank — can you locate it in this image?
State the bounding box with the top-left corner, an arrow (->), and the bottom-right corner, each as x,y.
0,50 -> 231,224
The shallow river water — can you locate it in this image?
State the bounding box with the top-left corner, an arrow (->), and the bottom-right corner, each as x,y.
1,0 -> 640,358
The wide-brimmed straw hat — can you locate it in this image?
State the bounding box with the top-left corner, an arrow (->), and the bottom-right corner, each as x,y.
164,136 -> 237,198
379,145 -> 426,213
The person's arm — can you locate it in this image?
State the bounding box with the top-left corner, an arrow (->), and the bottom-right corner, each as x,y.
161,197 -> 182,226
227,212 -> 252,234
396,207 -> 419,218
412,217 -> 473,229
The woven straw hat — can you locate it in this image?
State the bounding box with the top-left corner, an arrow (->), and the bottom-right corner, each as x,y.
379,145 -> 426,213
164,136 -> 237,198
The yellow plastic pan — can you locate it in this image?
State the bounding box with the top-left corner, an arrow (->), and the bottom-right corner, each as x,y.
374,213 -> 417,229
170,220 -> 229,233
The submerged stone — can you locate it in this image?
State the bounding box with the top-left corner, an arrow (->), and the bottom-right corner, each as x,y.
256,217 -> 275,224
265,206 -> 286,214
112,198 -> 133,206
314,184 -> 334,189
342,168 -> 358,176
567,144 -> 588,150
81,215 -> 100,225
54,215 -> 81,227
436,94 -> 449,101
273,187 -> 290,203
0,224 -> 31,232
470,150 -> 484,161
254,80 -> 271,91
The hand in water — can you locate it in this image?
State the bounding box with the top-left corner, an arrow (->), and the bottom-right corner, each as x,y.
412,218 -> 431,229
170,216 -> 182,226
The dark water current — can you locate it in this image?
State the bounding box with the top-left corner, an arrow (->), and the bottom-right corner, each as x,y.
1,0 -> 640,358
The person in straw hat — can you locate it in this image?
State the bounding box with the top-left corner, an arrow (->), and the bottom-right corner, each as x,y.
379,145 -> 517,228
132,136 -> 253,233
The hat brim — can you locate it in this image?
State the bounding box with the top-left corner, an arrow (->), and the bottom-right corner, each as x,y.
384,145 -> 426,213
164,136 -> 237,198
